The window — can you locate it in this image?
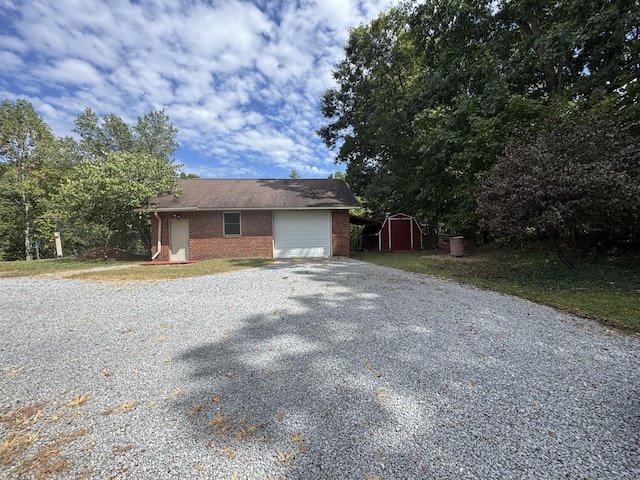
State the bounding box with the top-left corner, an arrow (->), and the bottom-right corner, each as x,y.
223,212 -> 241,235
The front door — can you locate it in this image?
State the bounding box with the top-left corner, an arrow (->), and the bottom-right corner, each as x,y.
169,219 -> 189,261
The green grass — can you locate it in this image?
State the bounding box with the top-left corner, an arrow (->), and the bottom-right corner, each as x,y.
0,257 -> 272,281
75,258 -> 273,281
352,246 -> 640,332
0,258 -> 135,276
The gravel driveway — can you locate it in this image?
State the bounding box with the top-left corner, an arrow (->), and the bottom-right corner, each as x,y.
1,259 -> 638,479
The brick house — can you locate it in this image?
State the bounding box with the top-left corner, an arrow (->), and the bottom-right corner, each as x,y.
140,179 -> 360,261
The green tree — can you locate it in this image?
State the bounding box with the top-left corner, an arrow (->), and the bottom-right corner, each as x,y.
288,169 -> 301,179
319,3 -> 423,219
73,107 -> 179,162
476,116 -> 640,262
133,110 -> 180,161
496,0 -> 640,101
73,108 -> 134,159
409,0 -> 510,232
58,152 -> 180,252
179,172 -> 200,179
319,0 -> 640,236
0,99 -> 64,260
327,171 -> 345,180
61,107 -> 181,253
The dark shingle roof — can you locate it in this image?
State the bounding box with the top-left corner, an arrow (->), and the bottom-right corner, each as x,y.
142,179 -> 360,211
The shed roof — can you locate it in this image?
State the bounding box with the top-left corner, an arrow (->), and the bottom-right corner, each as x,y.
349,214 -> 382,226
141,179 -> 360,211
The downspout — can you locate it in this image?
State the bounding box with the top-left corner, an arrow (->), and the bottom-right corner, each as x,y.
151,212 -> 162,260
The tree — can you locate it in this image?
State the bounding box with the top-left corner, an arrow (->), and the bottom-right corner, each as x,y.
73,107 -> 179,162
62,108 -> 181,252
327,171 -> 346,180
58,152 -> 180,252
179,172 -> 200,179
496,0 -> 640,101
319,1 -> 519,227
0,99 -> 62,260
475,117 -> 640,261
288,169 -> 301,179
408,0 -> 535,233
319,3 -> 424,219
319,0 -> 640,234
133,110 -> 180,161
73,108 -> 134,160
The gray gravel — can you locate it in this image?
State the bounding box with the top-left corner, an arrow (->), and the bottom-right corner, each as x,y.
1,258 -> 638,479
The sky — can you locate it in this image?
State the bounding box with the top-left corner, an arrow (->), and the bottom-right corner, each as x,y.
0,0 -> 397,178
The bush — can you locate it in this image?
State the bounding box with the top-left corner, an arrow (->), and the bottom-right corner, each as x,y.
475,118 -> 640,257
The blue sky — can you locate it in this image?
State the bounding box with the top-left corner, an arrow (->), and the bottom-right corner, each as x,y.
0,0 -> 396,178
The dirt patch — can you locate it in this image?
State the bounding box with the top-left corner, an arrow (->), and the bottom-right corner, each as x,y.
76,248 -> 147,262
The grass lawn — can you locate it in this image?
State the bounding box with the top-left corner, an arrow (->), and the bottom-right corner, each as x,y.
352,246 -> 640,333
77,258 -> 273,281
0,258 -> 135,276
0,257 -> 272,281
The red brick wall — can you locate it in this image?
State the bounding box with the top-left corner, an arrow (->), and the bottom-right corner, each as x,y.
332,210 -> 351,257
150,209 -> 351,260
150,211 -> 273,261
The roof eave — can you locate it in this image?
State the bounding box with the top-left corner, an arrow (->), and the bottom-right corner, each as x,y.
134,206 -> 199,213
139,205 -> 359,212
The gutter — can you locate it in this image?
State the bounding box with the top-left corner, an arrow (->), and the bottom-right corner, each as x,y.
145,206 -> 358,212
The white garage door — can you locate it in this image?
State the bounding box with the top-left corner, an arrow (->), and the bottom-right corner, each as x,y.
273,211 -> 332,258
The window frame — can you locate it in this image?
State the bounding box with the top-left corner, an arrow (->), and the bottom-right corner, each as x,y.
223,212 -> 241,236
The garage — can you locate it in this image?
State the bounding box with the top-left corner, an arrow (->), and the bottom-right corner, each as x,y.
273,211 -> 332,258
142,179 -> 358,260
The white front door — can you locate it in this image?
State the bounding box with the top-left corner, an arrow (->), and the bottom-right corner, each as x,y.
273,211 -> 331,258
169,219 -> 189,261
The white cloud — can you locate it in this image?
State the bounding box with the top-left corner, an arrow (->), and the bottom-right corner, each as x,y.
0,34 -> 27,55
0,0 -> 397,177
0,50 -> 23,71
38,59 -> 104,87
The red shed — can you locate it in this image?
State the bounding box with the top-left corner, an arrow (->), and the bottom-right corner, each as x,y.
379,213 -> 423,251
352,213 -> 423,251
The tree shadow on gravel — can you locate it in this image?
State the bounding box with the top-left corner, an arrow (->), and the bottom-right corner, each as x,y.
174,260 -> 640,479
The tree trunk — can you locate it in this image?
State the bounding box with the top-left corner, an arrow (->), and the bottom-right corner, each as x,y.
23,192 -> 33,261
516,15 -> 565,97
20,163 -> 33,261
